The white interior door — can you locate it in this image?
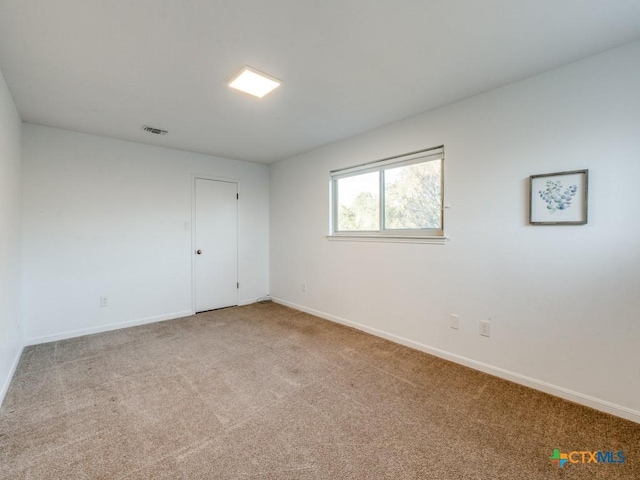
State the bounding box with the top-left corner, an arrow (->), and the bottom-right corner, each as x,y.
194,178 -> 238,312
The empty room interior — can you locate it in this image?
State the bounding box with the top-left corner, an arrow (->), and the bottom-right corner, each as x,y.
1,1 -> 640,478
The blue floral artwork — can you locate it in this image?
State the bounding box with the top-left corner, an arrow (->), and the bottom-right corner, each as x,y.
538,180 -> 577,214
530,170 -> 588,225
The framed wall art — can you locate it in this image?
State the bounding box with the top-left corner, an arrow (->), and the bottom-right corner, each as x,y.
529,169 -> 588,225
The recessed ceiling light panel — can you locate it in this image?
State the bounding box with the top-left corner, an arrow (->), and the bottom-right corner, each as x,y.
228,66 -> 281,98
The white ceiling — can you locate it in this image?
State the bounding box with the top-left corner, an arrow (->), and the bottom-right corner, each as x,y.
1,1 -> 640,164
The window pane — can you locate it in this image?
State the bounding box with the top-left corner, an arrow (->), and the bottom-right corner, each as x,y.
384,160 -> 441,230
336,172 -> 380,231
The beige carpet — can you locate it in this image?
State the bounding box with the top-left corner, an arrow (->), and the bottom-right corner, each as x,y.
1,303 -> 638,479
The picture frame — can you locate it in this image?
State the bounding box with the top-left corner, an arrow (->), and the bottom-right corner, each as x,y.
529,169 -> 588,225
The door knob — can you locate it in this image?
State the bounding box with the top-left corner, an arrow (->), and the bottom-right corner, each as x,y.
196,250 -> 202,255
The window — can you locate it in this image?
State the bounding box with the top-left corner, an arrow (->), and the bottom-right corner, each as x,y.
330,147 -> 444,240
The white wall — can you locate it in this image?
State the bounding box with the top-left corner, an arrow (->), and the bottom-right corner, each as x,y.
0,69 -> 23,405
270,41 -> 640,421
22,125 -> 269,343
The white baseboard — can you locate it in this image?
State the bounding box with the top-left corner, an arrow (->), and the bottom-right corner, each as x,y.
25,310 -> 194,346
0,343 -> 24,408
239,297 -> 261,306
271,297 -> 640,424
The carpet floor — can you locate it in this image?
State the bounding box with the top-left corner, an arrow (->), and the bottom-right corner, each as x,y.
0,303 -> 638,479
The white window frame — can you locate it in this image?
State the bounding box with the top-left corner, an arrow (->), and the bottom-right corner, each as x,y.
328,146 -> 446,244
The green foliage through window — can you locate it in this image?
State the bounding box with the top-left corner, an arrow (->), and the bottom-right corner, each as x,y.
336,172 -> 379,231
332,148 -> 444,236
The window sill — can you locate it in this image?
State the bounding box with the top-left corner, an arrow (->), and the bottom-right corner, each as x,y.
326,235 -> 448,245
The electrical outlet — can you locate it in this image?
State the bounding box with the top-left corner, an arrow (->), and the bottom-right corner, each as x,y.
301,282 -> 307,292
450,314 -> 459,330
480,319 -> 490,337
100,296 -> 108,308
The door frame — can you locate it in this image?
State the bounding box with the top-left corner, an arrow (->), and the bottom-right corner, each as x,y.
191,173 -> 240,313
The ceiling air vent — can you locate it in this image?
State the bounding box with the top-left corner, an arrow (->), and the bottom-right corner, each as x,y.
142,125 -> 168,135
